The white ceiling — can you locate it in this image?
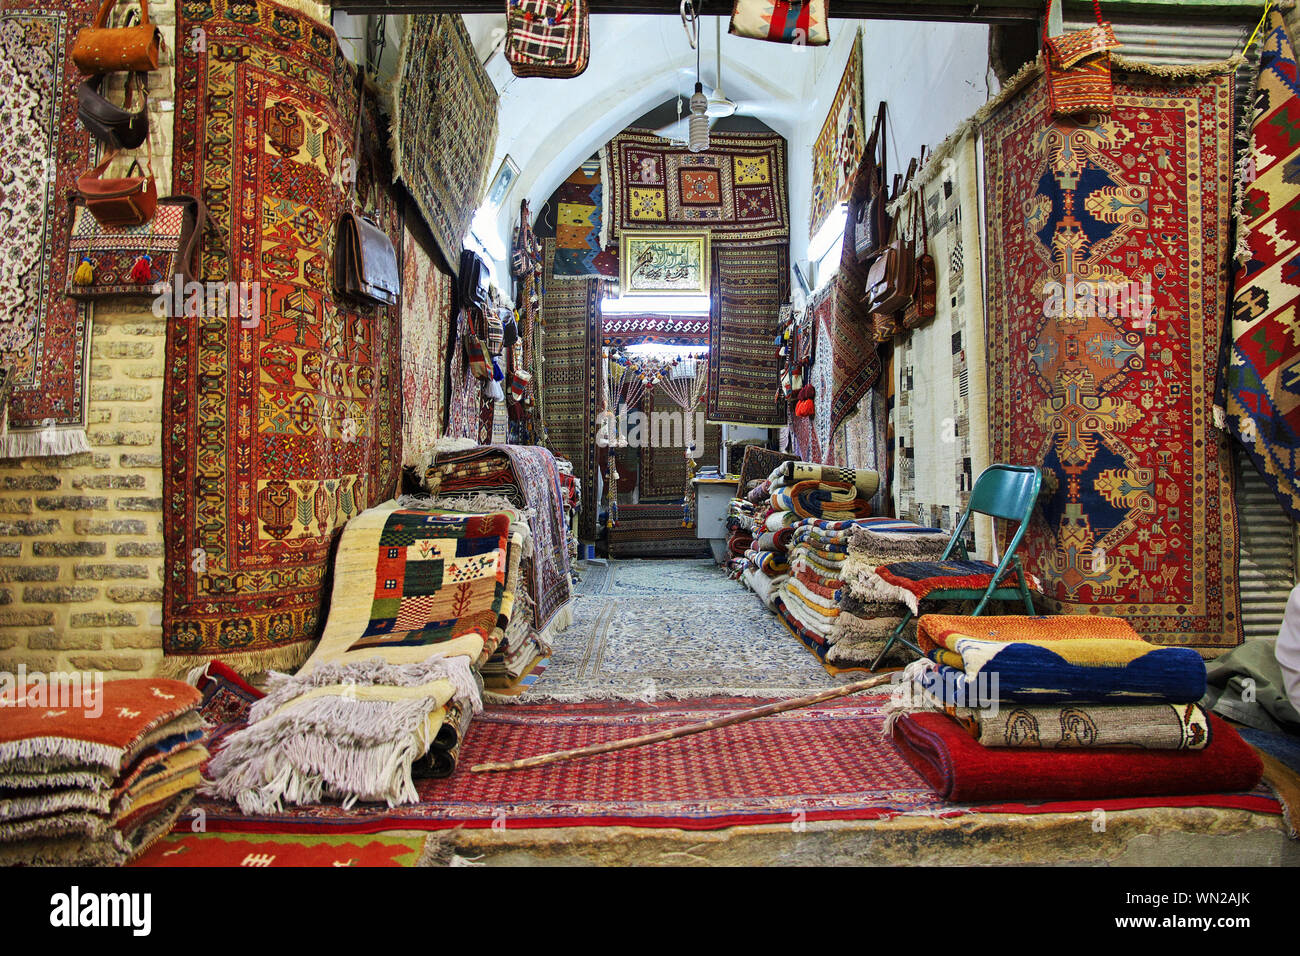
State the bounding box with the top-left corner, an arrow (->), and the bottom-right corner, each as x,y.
461,13 -> 842,220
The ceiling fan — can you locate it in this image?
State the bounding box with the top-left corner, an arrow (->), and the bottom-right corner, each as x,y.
654,17 -> 748,146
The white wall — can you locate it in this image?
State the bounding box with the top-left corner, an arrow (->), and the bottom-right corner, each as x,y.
333,14 -> 992,283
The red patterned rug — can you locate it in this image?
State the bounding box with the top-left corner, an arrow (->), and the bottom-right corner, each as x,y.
0,0 -> 99,454
133,831 -> 430,867
162,0 -> 403,676
982,66 -> 1241,652
187,695 -> 1278,833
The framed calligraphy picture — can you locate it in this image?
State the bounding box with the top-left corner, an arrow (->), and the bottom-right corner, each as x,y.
619,229 -> 711,296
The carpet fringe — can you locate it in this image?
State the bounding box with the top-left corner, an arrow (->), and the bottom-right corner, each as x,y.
153,643 -> 314,681
0,427 -> 90,460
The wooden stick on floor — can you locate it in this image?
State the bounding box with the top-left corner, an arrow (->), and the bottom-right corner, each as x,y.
470,673 -> 895,773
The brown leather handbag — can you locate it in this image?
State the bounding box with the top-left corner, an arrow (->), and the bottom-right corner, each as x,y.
863,161 -> 918,316
902,171 -> 937,330
852,102 -> 890,264
77,72 -> 150,150
71,0 -> 162,76
333,76 -> 400,307
335,212 -> 399,306
76,149 -> 157,228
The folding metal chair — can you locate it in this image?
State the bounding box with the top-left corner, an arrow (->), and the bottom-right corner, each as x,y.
868,464 -> 1042,671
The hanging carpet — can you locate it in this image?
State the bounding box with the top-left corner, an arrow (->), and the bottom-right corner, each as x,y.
392,14 -> 498,273
163,0 -> 403,676
604,128 -> 790,246
1221,10 -> 1300,522
401,228 -> 453,467
539,239 -> 603,539
547,160 -> 618,280
982,64 -> 1241,652
809,29 -> 864,240
0,0 -> 98,456
707,244 -> 788,426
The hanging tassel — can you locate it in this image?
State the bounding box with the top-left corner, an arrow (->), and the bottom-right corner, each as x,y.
129,254 -> 153,284
73,257 -> 95,286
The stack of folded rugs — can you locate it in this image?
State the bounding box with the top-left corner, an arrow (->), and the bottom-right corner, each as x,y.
827,520 -> 954,666
886,614 -> 1264,803
725,490 -> 758,576
206,501 -> 517,811
0,678 -> 205,865
423,442 -> 575,693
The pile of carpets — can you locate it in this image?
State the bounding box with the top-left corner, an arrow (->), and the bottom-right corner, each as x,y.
205,502 -> 509,810
423,443 -> 574,692
827,520 -> 953,667
0,678 -> 205,866
725,492 -> 759,575
886,615 -> 1264,803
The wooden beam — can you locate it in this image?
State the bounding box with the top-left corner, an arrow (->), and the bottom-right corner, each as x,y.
330,0 -> 1278,20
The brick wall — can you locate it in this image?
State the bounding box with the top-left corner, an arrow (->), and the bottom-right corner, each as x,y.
0,0 -> 334,681
0,5 -> 177,681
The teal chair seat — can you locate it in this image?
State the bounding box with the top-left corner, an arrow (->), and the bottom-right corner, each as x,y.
868,464 -> 1042,671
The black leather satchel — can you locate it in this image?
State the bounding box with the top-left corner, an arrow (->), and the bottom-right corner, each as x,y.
77,72 -> 150,150
334,212 -> 399,306
458,249 -> 491,311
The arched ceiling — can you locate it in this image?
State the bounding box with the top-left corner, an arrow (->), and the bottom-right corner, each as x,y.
460,13 -> 844,220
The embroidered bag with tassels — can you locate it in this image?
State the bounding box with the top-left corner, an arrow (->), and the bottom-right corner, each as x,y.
1044,0 -> 1121,117
66,194 -> 205,300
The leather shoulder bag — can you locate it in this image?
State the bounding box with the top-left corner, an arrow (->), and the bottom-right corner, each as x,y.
72,0 -> 161,75
333,75 -> 400,307
335,212 -> 399,306
76,142 -> 157,228
852,102 -> 890,264
78,72 -> 150,150
902,157 -> 937,330
863,158 -> 919,316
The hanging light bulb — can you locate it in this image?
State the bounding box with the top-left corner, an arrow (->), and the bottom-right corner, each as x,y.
689,81 -> 709,153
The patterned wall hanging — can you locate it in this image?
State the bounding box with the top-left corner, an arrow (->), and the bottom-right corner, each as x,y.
982,66 -> 1241,653
809,29 -> 864,240
400,227 -> 453,467
707,243 -> 789,426
1221,10 -> 1300,523
604,128 -> 790,247
392,14 -> 498,274
547,158 -> 618,280
163,0 -> 403,676
540,239 -> 603,539
0,0 -> 99,456
892,131 -> 990,552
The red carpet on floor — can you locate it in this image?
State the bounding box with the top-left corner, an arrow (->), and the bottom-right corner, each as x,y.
191,696 -> 1279,833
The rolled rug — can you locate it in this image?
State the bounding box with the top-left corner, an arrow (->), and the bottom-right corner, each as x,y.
916,614 -> 1208,705
742,567 -> 788,610
768,461 -> 881,498
889,710 -> 1262,803
772,480 -> 873,520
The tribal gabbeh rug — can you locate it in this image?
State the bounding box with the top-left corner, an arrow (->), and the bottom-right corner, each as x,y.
401,227 -> 453,467
707,244 -> 788,426
164,0 -> 403,675
0,0 -> 98,455
187,690 -> 1278,833
392,14 -> 498,273
548,158 -> 618,280
540,239 -> 603,538
982,67 -> 1241,652
426,444 -> 574,632
133,830 -> 433,867
1222,10 -> 1300,522
604,128 -> 790,246
893,132 -> 989,551
809,29 -> 864,240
